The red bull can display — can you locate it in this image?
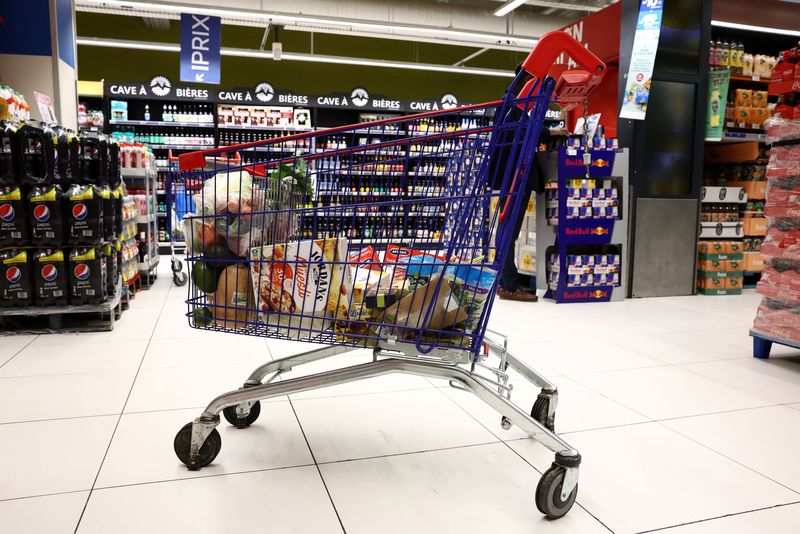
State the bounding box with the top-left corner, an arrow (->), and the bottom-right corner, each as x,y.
33,249 -> 68,306
68,247 -> 107,305
0,249 -> 32,307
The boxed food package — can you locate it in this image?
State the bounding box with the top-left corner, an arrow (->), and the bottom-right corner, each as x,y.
384,244 -> 447,290
753,91 -> 768,109
735,89 -> 752,108
734,107 -> 751,125
725,277 -> 743,290
698,259 -> 724,272
250,238 -> 347,338
517,244 -> 536,274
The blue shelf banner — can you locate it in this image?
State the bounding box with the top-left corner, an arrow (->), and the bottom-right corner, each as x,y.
180,13 -> 221,85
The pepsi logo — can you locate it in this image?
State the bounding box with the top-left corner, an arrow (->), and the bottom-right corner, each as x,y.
0,203 -> 15,222
41,264 -> 58,282
33,204 -> 50,222
5,266 -> 21,284
73,263 -> 90,281
72,203 -> 88,221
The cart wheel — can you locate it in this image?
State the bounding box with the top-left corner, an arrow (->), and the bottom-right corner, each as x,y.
222,401 -> 261,429
171,259 -> 183,273
173,422 -> 221,470
535,464 -> 577,519
532,396 -> 555,432
500,416 -> 512,430
173,272 -> 188,286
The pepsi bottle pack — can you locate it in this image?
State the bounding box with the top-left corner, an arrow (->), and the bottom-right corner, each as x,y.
102,242 -> 118,295
28,185 -> 65,245
0,184 -> 28,246
0,249 -> 33,307
65,183 -> 103,245
33,249 -> 68,306
68,246 -> 107,305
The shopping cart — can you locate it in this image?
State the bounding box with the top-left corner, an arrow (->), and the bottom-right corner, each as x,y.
172,30 -> 605,520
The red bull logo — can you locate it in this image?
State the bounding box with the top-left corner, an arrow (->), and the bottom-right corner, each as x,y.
590,290 -> 609,299
0,203 -> 15,222
5,266 -> 21,284
41,264 -> 58,282
591,227 -> 609,236
592,159 -> 610,168
33,204 -> 50,222
72,203 -> 88,221
73,263 -> 90,281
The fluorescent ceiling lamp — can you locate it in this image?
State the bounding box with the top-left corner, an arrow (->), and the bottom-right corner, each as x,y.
77,0 -> 538,48
494,0 -> 603,16
495,0 -> 528,17
710,20 -> 800,38
75,37 -> 515,77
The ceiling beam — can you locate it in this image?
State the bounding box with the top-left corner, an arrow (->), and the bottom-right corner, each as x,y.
76,36 -> 517,77
75,0 -> 560,52
453,47 -> 490,66
495,0 -> 604,16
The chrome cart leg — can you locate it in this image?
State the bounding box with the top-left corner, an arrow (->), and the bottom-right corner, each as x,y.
219,345 -> 359,429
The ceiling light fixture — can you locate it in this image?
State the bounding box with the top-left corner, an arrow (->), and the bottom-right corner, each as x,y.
77,0 -> 538,48
494,0 -> 529,17
710,20 -> 800,37
75,36 -> 516,77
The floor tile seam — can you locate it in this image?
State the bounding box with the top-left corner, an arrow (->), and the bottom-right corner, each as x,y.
0,412 -> 121,426
74,281 -> 175,532
673,361 -> 786,405
0,489 -> 88,504
636,500 -> 800,533
91,462 -> 318,492
286,396 -> 347,533
0,335 -> 39,370
315,440 -> 509,467
653,419 -> 800,497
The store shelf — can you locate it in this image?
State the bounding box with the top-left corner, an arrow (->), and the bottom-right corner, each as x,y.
139,256 -> 159,273
705,131 -> 766,143
136,214 -> 156,224
316,170 -> 405,176
110,120 -> 214,128
700,186 -> 747,203
121,167 -> 151,178
729,74 -> 771,84
147,144 -> 215,150
351,128 -> 406,135
699,222 -> 743,239
218,124 -> 313,131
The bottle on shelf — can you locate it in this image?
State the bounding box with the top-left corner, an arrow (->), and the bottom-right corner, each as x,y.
144,104 -> 151,121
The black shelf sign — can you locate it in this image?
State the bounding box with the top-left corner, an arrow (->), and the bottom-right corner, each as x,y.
105,77 -> 460,113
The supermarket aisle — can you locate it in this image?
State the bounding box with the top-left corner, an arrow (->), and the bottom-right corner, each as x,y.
2,264 -> 800,534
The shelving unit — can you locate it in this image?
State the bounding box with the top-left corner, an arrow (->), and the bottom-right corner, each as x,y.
121,159 -> 159,285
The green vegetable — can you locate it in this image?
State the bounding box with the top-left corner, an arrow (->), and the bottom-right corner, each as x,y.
192,262 -> 218,294
191,307 -> 213,327
269,158 -> 312,198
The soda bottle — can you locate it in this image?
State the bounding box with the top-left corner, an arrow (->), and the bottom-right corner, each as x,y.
15,121 -> 55,187
0,249 -> 33,307
64,181 -> 103,245
32,248 -> 68,306
27,183 -> 65,245
0,120 -> 18,184
68,246 -> 107,305
0,184 -> 28,246
113,184 -> 124,237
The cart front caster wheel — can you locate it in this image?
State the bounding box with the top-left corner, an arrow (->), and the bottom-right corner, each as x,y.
222,401 -> 261,429
173,272 -> 188,286
535,464 -> 577,519
532,395 -> 555,432
174,422 -> 221,470
171,259 -> 183,272
500,416 -> 512,430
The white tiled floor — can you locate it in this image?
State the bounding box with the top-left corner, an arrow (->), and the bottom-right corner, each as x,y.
2,263 -> 800,533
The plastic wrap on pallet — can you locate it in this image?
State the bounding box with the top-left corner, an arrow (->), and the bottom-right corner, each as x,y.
753,297 -> 800,341
765,116 -> 800,145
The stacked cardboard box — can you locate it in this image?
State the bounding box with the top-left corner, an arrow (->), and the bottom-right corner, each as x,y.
697,241 -> 744,295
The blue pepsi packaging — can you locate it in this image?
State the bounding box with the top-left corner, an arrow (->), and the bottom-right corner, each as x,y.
0,249 -> 33,307
28,185 -> 65,245
68,247 -> 107,305
33,249 -> 68,306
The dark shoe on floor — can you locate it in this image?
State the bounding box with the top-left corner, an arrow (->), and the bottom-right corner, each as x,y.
497,287 -> 539,302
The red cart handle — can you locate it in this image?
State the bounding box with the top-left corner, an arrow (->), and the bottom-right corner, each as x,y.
515,30 -> 606,111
